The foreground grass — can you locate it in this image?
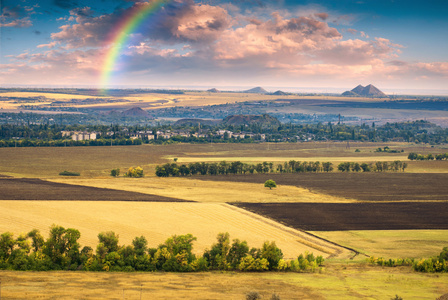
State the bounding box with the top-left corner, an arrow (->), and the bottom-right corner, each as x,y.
311,230 -> 448,259
1,264 -> 446,299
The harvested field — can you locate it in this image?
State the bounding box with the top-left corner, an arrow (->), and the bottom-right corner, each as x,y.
232,202 -> 448,231
1,263 -> 447,299
198,173 -> 448,201
51,177 -> 351,203
0,178 -> 187,201
0,201 -> 345,259
0,142 -> 446,178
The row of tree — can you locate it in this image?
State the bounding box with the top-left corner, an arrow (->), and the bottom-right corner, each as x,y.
154,160 -> 407,177
2,119 -> 448,145
337,161 -> 408,172
0,138 -> 142,148
0,226 -> 323,273
369,247 -> 448,273
408,152 -> 448,160
155,161 -> 335,177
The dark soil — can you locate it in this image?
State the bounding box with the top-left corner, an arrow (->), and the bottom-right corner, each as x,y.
232,202 -> 448,231
197,173 -> 448,201
0,178 -> 190,202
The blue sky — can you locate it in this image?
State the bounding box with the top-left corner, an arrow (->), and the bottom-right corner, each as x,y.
1,0 -> 447,92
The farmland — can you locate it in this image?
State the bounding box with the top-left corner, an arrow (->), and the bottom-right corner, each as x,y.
1,263 -> 447,299
0,141 -> 447,298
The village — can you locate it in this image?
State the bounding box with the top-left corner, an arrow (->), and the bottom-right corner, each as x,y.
61,129 -> 268,142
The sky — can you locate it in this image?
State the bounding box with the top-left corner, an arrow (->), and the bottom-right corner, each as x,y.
1,0 -> 448,93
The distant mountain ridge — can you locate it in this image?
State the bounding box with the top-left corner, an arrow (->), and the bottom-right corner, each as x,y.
121,107 -> 149,117
342,84 -> 387,97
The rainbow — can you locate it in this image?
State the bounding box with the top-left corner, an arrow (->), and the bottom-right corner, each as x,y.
100,0 -> 171,90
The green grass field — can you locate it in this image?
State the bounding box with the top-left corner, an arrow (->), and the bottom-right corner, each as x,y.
1,264 -> 447,299
311,230 -> 448,259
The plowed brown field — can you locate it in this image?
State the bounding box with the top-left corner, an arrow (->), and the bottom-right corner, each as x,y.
197,173 -> 448,201
233,202 -> 448,231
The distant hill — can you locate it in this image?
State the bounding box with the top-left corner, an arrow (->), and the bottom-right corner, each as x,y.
342,84 -> 387,97
271,90 -> 289,96
361,84 -> 387,97
351,84 -> 365,95
174,118 -> 220,126
222,114 -> 280,127
341,90 -> 359,97
207,88 -> 220,93
243,87 -> 268,94
121,107 -> 149,117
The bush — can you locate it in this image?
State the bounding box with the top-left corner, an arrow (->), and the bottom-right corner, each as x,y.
110,168 -> 120,177
246,292 -> 261,300
125,166 -> 144,178
59,170 -> 80,176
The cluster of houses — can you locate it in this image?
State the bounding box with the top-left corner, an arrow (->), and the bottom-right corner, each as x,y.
61,131 -> 97,141
60,129 -> 266,141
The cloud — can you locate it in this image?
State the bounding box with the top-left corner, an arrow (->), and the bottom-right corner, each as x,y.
314,13 -> 328,20
53,0 -> 79,9
0,5 -> 33,28
33,30 -> 42,35
316,38 -> 403,66
3,0 -> 447,89
37,42 -> 58,49
50,1 -> 231,48
213,13 -> 341,62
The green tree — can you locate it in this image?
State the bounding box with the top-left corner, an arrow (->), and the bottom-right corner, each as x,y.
261,241 -> 283,270
98,231 -> 120,253
264,179 -> 277,189
27,229 -> 44,252
110,168 -> 120,177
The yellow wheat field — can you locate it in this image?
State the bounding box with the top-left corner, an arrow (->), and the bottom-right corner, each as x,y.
0,201 -> 349,260
51,177 -> 354,203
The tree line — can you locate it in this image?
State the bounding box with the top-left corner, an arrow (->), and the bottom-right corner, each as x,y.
0,226 -> 323,273
408,152 -> 448,160
155,160 -> 407,177
2,118 -> 448,146
368,246 -> 448,273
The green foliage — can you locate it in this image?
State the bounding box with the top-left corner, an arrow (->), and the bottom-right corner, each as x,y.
0,227 -> 327,273
264,179 -> 277,190
391,295 -> 403,300
408,152 -> 448,160
110,168 -> 120,177
246,291 -> 261,300
125,166 -> 144,178
59,170 -> 80,176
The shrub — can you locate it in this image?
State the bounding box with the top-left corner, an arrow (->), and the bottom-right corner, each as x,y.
110,168 -> 120,177
125,166 -> 144,178
59,170 -> 80,176
246,292 -> 261,300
